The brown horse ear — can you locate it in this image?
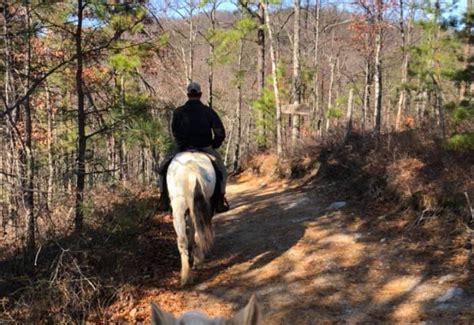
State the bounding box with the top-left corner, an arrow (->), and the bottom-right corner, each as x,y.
151,302 -> 176,325
230,294 -> 260,325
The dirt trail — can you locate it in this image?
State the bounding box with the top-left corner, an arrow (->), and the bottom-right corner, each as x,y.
112,173 -> 473,324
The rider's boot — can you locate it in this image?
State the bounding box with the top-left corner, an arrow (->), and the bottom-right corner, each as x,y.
215,192 -> 230,213
157,194 -> 170,212
157,177 -> 170,212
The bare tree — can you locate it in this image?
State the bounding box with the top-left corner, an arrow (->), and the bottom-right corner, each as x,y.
291,0 -> 301,149
263,2 -> 283,156
459,0 -> 472,101
74,0 -> 86,233
312,0 -> 321,133
233,40 -> 245,172
373,0 -> 383,134
395,0 -> 412,131
239,0 -> 266,144
345,88 -> 354,142
22,2 -> 35,254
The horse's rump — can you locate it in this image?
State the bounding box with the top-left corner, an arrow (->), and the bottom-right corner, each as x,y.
167,152 -> 216,254
167,152 -> 216,199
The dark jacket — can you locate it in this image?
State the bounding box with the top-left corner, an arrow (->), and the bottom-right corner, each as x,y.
171,99 -> 225,150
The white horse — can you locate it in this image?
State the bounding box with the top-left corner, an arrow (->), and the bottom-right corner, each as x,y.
151,295 -> 260,325
167,151 -> 216,286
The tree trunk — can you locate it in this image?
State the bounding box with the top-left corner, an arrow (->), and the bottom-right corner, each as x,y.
373,0 -> 383,134
224,116 -> 235,166
188,11 -> 195,81
433,0 -> 446,139
312,0 -> 321,132
208,45 -> 214,108
74,0 -> 86,233
2,1 -> 17,232
21,2 -> 35,255
395,0 -> 411,131
46,83 -> 54,210
233,41 -> 244,172
257,1 -> 266,145
291,0 -> 301,149
345,88 -> 354,142
325,55 -> 335,132
119,76 -> 127,185
263,2 -> 283,156
434,80 -> 446,139
208,4 -> 217,108
245,109 -> 252,158
460,0 -> 472,100
362,59 -> 372,133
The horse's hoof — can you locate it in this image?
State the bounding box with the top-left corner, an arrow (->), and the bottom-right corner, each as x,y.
193,258 -> 204,269
181,276 -> 193,287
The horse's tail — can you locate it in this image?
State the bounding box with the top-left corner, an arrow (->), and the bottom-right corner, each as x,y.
187,172 -> 214,254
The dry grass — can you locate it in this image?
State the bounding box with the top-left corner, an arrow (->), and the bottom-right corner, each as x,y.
1,130 -> 473,323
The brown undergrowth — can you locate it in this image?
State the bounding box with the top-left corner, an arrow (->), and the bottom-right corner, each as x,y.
1,130 -> 473,323
245,131 -> 473,229
0,184 -> 180,323
313,131 -> 473,227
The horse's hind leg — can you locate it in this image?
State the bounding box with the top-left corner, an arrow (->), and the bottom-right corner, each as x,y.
192,232 -> 205,268
186,213 -> 203,269
186,212 -> 195,268
172,202 -> 192,286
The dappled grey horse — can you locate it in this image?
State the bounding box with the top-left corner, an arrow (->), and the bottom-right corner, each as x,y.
151,295 -> 260,325
167,151 -> 216,286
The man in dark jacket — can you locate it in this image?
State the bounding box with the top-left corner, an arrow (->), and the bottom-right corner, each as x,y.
157,81 -> 229,213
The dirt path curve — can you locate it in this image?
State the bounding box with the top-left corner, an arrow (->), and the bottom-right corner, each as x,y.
124,173 -> 473,323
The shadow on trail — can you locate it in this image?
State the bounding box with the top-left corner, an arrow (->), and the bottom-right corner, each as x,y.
204,184 -> 309,277
186,136 -> 474,323
2,136 -> 473,323
0,183 -> 309,323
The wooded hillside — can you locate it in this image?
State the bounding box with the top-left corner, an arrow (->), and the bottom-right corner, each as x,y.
0,1 -> 473,322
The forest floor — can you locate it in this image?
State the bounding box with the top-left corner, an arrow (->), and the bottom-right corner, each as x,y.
102,171 -> 474,324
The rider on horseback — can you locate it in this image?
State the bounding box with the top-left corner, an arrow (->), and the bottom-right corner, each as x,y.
157,81 -> 230,213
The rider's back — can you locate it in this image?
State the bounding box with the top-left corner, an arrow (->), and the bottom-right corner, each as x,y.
172,100 -> 225,150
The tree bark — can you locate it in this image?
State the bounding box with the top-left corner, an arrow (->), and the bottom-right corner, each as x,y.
291,0 -> 301,149
373,0 -> 383,134
460,0 -> 472,100
207,3 -> 217,108
119,75 -> 127,185
395,0 -> 411,131
188,10 -> 195,81
46,83 -> 54,210
74,0 -> 86,233
22,2 -> 35,255
362,59 -> 372,133
263,2 -> 283,156
224,116 -> 235,166
434,80 -> 446,139
257,1 -> 266,144
345,88 -> 354,143
2,0 -> 17,232
312,0 -> 321,132
325,55 -> 335,132
233,41 -> 244,172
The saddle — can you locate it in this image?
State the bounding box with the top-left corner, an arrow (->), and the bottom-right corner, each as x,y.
160,149 -> 223,212
184,150 -> 222,201
185,149 -> 216,162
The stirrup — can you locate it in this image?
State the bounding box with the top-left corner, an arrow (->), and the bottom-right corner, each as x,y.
215,197 -> 230,213
224,197 -> 230,209
157,197 -> 170,212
